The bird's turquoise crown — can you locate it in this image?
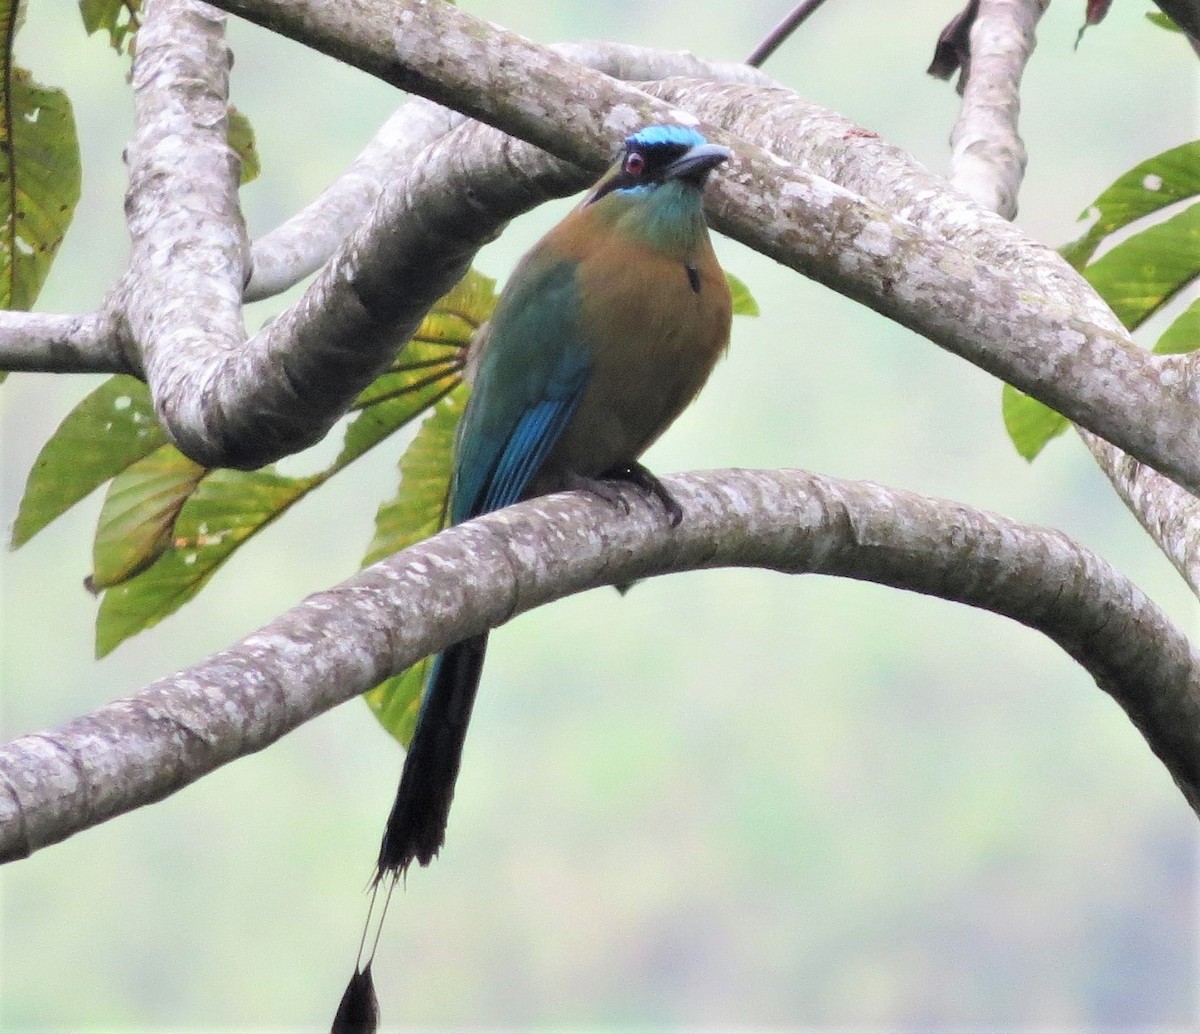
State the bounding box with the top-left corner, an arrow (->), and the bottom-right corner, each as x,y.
625,125 -> 707,151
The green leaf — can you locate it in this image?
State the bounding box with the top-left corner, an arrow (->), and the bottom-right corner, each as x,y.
79,0 -> 140,55
340,265 -> 495,464
1001,384 -> 1069,461
11,375 -> 167,547
1080,201 -> 1200,329
1061,140 -> 1200,268
726,271 -> 760,317
339,370 -> 460,469
0,68 -> 83,309
1146,11 -> 1184,32
364,659 -> 430,749
1005,141 -> 1200,461
361,386 -> 467,744
90,446 -> 206,590
362,385 -> 465,567
88,268 -> 497,656
1154,297 -> 1200,354
95,467 -> 314,656
227,105 -> 260,186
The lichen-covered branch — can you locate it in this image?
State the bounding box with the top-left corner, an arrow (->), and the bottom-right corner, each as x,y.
948,0 -> 1048,219
2,467 -> 1195,864
244,43 -> 768,301
116,0 -> 252,460
646,77 -> 1200,593
197,0 -> 1200,500
243,102 -> 464,302
0,310 -> 125,374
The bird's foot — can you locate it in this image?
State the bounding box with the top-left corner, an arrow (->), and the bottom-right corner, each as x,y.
603,462 -> 684,527
565,464 -> 683,526
564,471 -> 631,515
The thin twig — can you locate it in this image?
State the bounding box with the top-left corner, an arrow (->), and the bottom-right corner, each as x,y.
745,0 -> 833,67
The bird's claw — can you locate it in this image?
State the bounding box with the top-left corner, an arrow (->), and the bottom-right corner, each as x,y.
565,472 -> 630,515
603,462 -> 684,527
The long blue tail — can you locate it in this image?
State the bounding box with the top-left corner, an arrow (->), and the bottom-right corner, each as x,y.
374,634 -> 489,878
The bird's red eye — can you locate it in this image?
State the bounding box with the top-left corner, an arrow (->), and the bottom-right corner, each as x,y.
624,151 -> 646,176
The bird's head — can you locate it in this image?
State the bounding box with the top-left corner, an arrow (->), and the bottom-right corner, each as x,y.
586,125 -> 731,206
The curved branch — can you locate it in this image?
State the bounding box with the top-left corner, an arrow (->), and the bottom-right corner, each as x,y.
244,44 -> 768,302
118,0 -> 251,451
1,468 -> 1197,864
202,0 -> 1200,501
949,0 -> 1048,219
646,76 -> 1200,595
217,121 -> 585,469
243,102 -> 464,302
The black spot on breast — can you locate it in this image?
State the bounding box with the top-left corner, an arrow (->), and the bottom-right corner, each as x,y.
685,262 -> 700,294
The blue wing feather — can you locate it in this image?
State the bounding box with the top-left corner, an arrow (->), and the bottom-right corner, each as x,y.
479,391 -> 585,513
450,255 -> 591,524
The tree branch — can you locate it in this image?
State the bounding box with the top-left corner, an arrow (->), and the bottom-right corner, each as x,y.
2,468 -> 1196,865
244,43 -> 769,302
644,76 -> 1200,594
948,0 -> 1048,219
243,101 -> 464,302
745,0 -> 833,68
0,310 -> 126,374
196,0 -> 1200,501
117,0 -> 251,450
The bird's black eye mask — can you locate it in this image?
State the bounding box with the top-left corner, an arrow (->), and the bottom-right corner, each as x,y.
586,140 -> 692,205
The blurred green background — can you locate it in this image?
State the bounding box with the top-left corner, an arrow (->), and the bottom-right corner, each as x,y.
2,1 -> 1198,1030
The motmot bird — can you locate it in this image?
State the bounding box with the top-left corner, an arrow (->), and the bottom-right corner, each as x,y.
373,126 -> 732,885
376,125 -> 733,882
336,123 -> 732,1034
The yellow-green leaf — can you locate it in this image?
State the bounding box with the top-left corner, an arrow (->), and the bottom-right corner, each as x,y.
79,0 -> 141,55
1001,384 -> 1069,461
726,271 -> 760,317
362,385 -> 465,567
1080,201 -> 1200,330
95,467 -> 314,657
90,446 -> 207,590
227,105 -> 260,186
364,660 -> 430,749
1061,140 -> 1200,268
1154,297 -> 1200,355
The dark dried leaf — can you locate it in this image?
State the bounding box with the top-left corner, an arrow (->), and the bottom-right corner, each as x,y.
928,0 -> 979,90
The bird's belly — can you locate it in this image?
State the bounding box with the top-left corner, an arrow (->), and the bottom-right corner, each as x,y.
529,252 -> 728,494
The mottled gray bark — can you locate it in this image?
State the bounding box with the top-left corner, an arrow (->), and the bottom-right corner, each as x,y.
244,43 -> 767,302
194,0 -> 1200,503
948,0 -> 1047,219
3,0 -> 1197,496
3,469 -> 1197,863
646,77 -> 1200,595
1,0 -> 1199,865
